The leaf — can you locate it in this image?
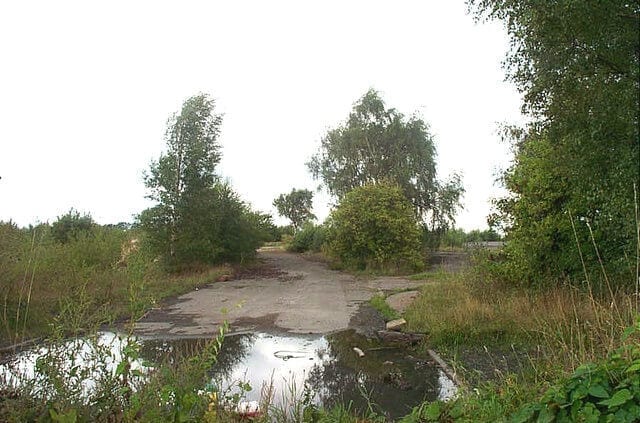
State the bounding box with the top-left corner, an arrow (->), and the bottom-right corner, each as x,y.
537,406 -> 555,423
598,389 -> 632,408
588,384 -> 610,399
423,402 -> 441,421
625,363 -> 640,374
510,404 -> 538,423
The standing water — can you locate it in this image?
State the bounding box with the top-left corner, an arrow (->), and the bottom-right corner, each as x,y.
1,330 -> 456,420
143,329 -> 457,419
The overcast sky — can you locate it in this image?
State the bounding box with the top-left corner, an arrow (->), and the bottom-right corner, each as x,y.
0,1 -> 524,230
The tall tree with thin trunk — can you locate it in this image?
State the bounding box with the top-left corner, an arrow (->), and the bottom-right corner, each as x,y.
142,94 -> 222,261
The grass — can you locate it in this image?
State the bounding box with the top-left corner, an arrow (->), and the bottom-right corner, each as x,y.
369,293 -> 400,321
400,264 -> 639,422
0,223 -> 233,346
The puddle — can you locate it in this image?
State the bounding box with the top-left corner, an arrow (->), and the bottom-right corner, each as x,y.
1,330 -> 456,420
143,330 -> 457,419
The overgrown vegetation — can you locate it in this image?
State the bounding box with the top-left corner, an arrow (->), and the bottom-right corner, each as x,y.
396,1 -> 640,420
324,184 -> 424,273
141,94 -> 270,270
286,222 -> 326,253
0,218 -> 230,345
471,0 -> 639,288
307,89 -> 464,239
1,0 -> 638,419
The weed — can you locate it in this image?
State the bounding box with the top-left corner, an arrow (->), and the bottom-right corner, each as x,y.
369,294 -> 400,321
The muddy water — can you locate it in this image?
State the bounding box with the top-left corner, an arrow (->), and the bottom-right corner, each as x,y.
143,330 -> 456,419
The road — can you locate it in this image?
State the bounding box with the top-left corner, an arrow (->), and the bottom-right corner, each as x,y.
133,250 -> 425,338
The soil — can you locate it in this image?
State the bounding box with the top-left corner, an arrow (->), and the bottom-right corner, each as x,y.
132,250 -> 426,338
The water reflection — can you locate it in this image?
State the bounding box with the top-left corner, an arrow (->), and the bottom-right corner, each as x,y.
0,330 -> 456,420
207,330 -> 456,420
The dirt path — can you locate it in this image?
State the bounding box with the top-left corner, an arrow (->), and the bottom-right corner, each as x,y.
133,250 -> 425,338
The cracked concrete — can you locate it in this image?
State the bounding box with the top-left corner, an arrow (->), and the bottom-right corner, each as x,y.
133,250 -> 425,338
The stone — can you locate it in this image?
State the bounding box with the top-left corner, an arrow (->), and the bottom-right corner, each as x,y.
386,318 -> 407,331
386,291 -> 420,313
377,330 -> 425,345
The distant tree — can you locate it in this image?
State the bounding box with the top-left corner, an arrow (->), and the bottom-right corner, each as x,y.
141,94 -> 262,266
272,188 -> 316,231
51,209 -> 95,243
325,183 -> 423,272
307,89 -> 464,230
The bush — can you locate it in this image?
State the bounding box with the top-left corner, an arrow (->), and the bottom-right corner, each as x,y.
51,209 -> 95,244
325,184 -> 423,273
288,223 -> 326,253
139,182 -> 264,269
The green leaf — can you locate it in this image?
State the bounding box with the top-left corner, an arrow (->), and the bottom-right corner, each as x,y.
588,384 -> 610,399
423,402 -> 441,421
510,404 -> 538,423
625,363 -> 640,374
537,406 -> 555,423
598,389 -> 632,408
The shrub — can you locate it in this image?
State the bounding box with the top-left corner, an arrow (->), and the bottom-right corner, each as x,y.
51,209 -> 95,244
288,223 -> 326,253
325,184 -> 423,273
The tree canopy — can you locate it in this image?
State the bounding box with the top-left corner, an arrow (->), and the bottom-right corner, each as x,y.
141,94 -> 264,267
307,89 -> 463,230
273,188 -> 316,231
470,1 -> 639,285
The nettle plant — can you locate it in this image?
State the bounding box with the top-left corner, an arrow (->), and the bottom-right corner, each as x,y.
511,318 -> 640,423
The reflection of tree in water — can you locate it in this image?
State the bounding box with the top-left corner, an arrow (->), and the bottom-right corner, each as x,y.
139,333 -> 252,379
306,330 -> 442,420
209,333 -> 254,380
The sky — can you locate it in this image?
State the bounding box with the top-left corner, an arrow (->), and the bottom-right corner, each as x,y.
0,1 -> 524,230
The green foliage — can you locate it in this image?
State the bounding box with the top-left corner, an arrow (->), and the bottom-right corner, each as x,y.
141,94 -> 264,268
307,89 -> 464,230
0,222 -> 129,341
325,184 -> 423,273
287,223 -> 326,253
369,293 -> 399,321
510,319 -> 640,423
50,209 -> 95,244
469,1 -> 639,287
273,188 -> 316,231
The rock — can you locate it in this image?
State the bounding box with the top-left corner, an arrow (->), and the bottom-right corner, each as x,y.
386,291 -> 420,313
386,318 -> 407,331
353,347 -> 365,357
377,330 -> 425,345
215,274 -> 232,282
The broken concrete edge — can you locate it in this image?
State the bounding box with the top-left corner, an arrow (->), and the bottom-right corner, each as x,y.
427,348 -> 465,390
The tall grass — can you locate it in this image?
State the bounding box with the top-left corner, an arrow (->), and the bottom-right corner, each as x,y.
0,222 -> 230,346
405,270 -> 636,372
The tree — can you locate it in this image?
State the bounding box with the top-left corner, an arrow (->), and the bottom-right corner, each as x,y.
307,89 -> 464,230
272,188 -> 316,231
470,1 -> 639,286
141,94 -> 262,266
51,209 -> 95,244
325,183 -> 423,272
